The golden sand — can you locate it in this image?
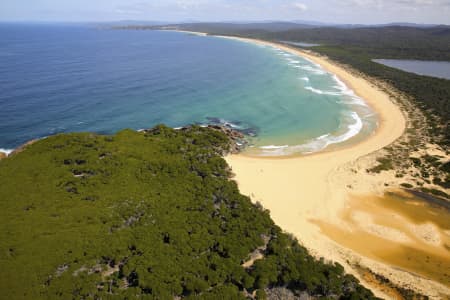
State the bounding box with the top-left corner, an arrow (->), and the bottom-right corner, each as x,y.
214,36 -> 450,297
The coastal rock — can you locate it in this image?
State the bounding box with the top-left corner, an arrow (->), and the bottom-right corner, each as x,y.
175,124 -> 248,154
240,127 -> 258,137
206,125 -> 244,139
205,117 -> 259,138
0,152 -> 6,160
142,124 -> 249,155
206,125 -> 248,154
266,287 -> 312,300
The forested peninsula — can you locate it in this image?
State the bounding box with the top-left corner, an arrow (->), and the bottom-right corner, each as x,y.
0,126 -> 376,299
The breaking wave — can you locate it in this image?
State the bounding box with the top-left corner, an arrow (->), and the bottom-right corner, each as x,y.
0,148 -> 14,155
260,111 -> 363,156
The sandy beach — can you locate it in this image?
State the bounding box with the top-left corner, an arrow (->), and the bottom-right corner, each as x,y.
193,35 -> 450,298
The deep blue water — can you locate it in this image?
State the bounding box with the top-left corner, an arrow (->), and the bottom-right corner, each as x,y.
0,24 -> 376,156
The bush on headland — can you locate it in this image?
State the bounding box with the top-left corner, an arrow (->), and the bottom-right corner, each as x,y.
0,125 -> 377,299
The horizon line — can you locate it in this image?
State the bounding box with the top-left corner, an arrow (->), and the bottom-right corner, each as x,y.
0,19 -> 449,27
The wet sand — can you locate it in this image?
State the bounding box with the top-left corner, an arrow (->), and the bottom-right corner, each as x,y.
314,191 -> 450,286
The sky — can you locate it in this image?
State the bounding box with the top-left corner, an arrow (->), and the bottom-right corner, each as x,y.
1,0 -> 450,25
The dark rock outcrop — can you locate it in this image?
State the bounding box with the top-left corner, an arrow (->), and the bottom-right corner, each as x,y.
206,125 -> 249,154
266,287 -> 312,300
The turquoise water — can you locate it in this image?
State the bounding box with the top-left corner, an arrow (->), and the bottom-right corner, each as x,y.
0,24 -> 377,156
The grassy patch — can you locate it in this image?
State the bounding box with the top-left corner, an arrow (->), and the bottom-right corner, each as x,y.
400,183 -> 414,189
368,157 -> 394,173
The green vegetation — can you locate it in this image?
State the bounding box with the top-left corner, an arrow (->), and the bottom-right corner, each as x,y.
0,126 -> 376,299
441,161 -> 450,173
400,183 -> 414,189
367,157 -> 394,173
147,23 -> 450,62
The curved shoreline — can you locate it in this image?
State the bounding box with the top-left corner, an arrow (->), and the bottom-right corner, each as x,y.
186,34 -> 445,297
210,34 -> 450,298
168,30 -> 381,157
3,29 -> 446,296
215,35 -> 401,156
214,35 -> 392,158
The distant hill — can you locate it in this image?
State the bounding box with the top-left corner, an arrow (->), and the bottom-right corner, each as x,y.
109,20 -> 450,31
164,21 -> 316,32
159,23 -> 450,58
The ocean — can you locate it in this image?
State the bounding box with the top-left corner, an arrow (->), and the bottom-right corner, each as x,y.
0,23 -> 377,156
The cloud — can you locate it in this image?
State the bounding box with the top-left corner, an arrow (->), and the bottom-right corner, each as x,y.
335,0 -> 450,7
114,7 -> 143,15
292,2 -> 308,11
2,0 -> 447,23
174,0 -> 209,10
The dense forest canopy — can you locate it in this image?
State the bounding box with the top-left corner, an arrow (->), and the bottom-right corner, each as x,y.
173,24 -> 450,60
0,126 -> 376,299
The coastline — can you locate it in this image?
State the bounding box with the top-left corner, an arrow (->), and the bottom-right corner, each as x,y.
175,30 -> 393,158
2,26 -> 447,299
175,32 -> 450,297
217,35 -> 398,154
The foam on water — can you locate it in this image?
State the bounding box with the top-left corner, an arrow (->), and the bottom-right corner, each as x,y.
260,112 -> 364,156
260,145 -> 289,150
0,148 -> 13,155
287,59 -> 301,64
301,74 -> 368,108
227,37 -> 375,156
222,121 -> 242,129
206,118 -> 243,129
331,75 -> 368,106
298,65 -> 327,75
304,86 -> 342,96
